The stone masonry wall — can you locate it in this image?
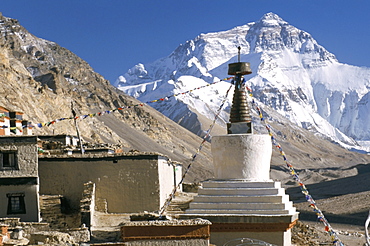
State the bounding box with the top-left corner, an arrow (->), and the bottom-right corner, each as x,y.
39,195 -> 81,229
0,136 -> 38,177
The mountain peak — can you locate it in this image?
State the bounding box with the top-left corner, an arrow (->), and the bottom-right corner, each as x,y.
116,12 -> 370,148
258,12 -> 287,26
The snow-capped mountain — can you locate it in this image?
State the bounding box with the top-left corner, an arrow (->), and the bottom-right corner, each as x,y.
115,12 -> 370,151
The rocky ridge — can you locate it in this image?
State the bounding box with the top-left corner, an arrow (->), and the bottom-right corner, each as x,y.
0,12 -> 213,182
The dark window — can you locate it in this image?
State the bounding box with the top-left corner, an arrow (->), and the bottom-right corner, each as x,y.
7,193 -> 26,214
0,151 -> 18,170
9,120 -> 16,134
9,112 -> 22,120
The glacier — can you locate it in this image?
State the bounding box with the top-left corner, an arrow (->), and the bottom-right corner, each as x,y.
115,12 -> 370,152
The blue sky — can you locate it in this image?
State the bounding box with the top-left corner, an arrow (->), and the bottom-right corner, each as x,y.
2,1 -> 370,83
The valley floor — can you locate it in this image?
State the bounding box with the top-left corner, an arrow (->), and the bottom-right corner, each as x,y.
293,220 -> 367,245
291,190 -> 370,245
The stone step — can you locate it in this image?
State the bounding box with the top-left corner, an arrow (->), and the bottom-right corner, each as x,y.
185,207 -> 297,215
197,187 -> 285,196
202,181 -> 281,189
193,194 -> 290,203
189,202 -> 293,210
166,205 -> 184,212
165,210 -> 185,216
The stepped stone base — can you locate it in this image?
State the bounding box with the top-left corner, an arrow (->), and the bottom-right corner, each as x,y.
180,179 -> 299,246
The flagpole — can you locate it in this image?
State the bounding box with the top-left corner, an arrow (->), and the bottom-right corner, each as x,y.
71,102 -> 84,155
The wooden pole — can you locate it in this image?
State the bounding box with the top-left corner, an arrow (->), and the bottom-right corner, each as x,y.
71,102 -> 84,155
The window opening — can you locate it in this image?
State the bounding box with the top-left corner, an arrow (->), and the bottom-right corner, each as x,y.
1,152 -> 17,170
7,193 -> 26,214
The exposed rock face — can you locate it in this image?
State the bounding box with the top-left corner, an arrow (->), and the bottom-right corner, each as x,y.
0,13 -> 213,182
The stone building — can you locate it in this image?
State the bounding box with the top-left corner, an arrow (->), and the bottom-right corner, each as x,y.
37,135 -> 79,147
0,133 -> 182,228
0,136 -> 40,222
38,153 -> 182,215
0,107 -> 32,136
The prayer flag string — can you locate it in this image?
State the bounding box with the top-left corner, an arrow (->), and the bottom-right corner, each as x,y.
0,77 -> 233,131
145,77 -> 233,103
158,83 -> 234,217
247,87 -> 344,246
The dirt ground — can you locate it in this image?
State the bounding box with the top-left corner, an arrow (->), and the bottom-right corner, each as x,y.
292,220 -> 366,245
289,182 -> 370,245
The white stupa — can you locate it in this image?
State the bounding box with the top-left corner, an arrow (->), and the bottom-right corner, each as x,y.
182,51 -> 299,246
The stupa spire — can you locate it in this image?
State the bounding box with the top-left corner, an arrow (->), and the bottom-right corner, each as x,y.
227,46 -> 253,134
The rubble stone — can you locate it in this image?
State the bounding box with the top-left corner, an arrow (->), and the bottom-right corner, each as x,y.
29,231 -> 76,245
